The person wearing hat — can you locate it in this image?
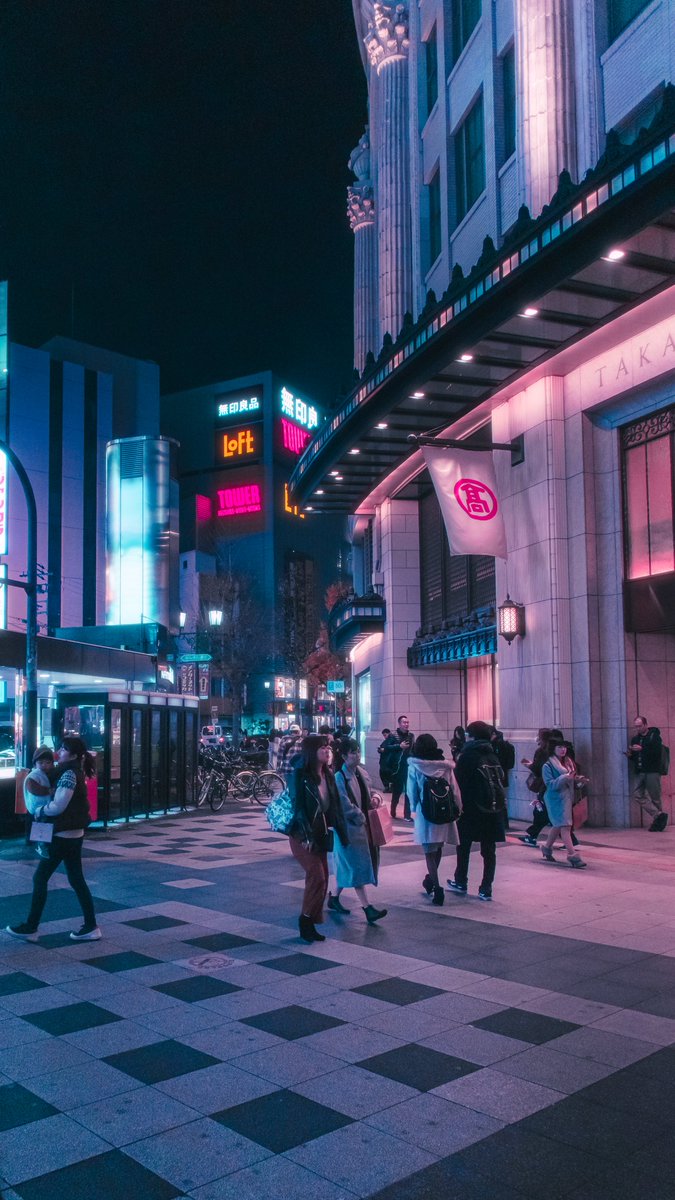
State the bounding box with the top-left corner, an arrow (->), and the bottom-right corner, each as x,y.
24,747 -> 55,859
448,720 -> 507,902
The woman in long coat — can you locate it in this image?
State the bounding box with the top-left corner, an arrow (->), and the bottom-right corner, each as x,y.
407,733 -> 461,906
329,739 -> 387,924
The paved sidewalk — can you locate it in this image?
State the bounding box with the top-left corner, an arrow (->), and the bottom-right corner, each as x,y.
1,807 -> 675,1199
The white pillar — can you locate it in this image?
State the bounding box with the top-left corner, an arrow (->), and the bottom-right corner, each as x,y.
515,0 -> 578,216
348,130 -> 378,372
364,3 -> 413,345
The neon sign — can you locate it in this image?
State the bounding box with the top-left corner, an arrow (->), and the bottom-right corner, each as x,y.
217,483 -> 262,516
217,396 -> 261,420
218,426 -> 260,461
281,419 -> 311,456
284,482 -> 304,519
280,386 -> 319,431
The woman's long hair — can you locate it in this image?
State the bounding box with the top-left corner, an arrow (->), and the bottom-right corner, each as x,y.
60,735 -> 96,779
300,734 -> 330,783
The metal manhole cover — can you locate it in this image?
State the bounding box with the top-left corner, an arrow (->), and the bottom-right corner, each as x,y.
187,953 -> 237,971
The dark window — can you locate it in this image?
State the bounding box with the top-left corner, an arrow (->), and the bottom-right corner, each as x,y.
502,46 -> 516,162
428,169 -> 442,268
419,488 -> 496,629
425,25 -> 438,116
455,96 -> 485,221
608,0 -> 652,42
452,0 -> 481,63
622,407 -> 675,580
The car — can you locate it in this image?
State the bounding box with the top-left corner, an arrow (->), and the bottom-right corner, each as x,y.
200,725 -> 225,747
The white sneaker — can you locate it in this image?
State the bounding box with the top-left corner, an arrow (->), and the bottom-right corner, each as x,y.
69,925 -> 102,941
5,924 -> 38,942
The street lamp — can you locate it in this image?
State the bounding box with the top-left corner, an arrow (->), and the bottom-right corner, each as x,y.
208,608 -> 223,627
498,595 -> 526,644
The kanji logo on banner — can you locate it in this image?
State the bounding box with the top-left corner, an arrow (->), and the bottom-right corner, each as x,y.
422,446 -> 507,559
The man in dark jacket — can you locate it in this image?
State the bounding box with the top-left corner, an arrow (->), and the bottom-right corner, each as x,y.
626,716 -> 667,831
382,716 -> 414,820
448,720 -> 506,901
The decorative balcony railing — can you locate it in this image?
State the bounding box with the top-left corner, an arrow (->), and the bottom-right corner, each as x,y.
328,592 -> 386,653
407,608 -> 497,667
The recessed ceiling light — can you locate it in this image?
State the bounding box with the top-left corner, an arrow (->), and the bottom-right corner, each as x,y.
329,470 -> 339,477
335,475 -> 343,481
305,506 -> 313,511
315,489 -> 324,495
376,422 -> 388,429
349,448 -> 360,455
602,248 -> 625,262
410,391 -> 425,399
39,673 -> 50,679
521,307 -> 539,318
457,353 -> 474,363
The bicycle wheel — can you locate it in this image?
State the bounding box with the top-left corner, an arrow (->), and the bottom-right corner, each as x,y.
253,771 -> 285,804
197,774 -> 213,808
209,776 -> 228,812
230,770 -> 256,800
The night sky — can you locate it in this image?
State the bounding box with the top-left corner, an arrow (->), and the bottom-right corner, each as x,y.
0,1 -> 367,405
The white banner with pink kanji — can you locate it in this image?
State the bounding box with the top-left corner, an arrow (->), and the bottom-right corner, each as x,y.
421,445 -> 508,559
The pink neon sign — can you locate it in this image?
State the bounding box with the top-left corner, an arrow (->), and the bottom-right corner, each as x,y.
217,483 -> 262,517
281,418 -> 311,456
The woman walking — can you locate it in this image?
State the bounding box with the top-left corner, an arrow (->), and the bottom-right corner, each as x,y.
329,739 -> 387,925
407,734 -> 461,906
289,734 -> 348,943
541,739 -> 588,868
6,736 -> 101,942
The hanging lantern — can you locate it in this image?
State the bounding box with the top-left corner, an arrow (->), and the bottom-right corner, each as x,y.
498,595 -> 525,644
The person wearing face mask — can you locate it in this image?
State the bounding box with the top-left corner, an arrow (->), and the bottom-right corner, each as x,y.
5,736 -> 100,942
288,734 -> 349,943
540,739 -> 588,868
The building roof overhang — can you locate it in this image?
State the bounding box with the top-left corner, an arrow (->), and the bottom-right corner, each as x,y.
289,117 -> 675,516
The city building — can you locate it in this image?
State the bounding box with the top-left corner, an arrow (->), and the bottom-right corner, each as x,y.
161,371 -> 348,729
289,1 -> 675,826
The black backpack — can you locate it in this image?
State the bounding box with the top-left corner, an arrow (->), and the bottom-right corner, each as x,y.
421,775 -> 461,824
474,755 -> 507,814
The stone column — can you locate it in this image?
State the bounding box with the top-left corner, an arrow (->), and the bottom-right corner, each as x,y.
364,3 -> 412,345
348,130 -> 378,373
515,0 -> 578,216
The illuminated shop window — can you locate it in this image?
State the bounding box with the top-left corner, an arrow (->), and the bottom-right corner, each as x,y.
622,407 -> 675,580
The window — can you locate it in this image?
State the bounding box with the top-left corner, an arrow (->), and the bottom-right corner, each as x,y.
419,488 -> 496,629
501,46 -> 516,162
427,169 -> 442,269
455,96 -> 485,222
622,407 -> 675,580
425,25 -> 438,117
452,0 -> 481,64
608,0 -> 652,42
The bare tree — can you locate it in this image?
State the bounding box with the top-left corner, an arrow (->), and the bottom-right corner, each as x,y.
197,572 -> 272,747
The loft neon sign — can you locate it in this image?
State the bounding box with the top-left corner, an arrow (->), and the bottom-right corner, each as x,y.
281,419 -> 311,456
221,428 -> 258,460
280,387 -> 319,431
217,396 -> 261,420
284,482 -> 304,519
217,483 -> 262,516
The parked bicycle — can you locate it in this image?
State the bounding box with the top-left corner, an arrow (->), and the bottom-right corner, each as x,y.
197,748 -> 284,812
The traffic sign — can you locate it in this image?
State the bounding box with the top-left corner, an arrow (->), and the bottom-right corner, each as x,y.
326,679 -> 345,693
179,653 -> 213,664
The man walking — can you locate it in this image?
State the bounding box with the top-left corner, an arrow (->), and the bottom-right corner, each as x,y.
383,716 -> 414,820
448,720 -> 506,901
626,716 -> 667,831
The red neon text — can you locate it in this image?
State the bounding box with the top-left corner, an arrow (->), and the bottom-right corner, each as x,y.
217,484 -> 262,516
281,419 -> 311,456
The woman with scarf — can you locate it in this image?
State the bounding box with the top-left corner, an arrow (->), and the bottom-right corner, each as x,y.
328,739 -> 387,925
541,738 -> 588,868
288,734 -> 349,943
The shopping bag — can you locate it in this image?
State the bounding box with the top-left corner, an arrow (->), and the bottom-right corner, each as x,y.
29,821 -> 54,844
368,803 -> 392,846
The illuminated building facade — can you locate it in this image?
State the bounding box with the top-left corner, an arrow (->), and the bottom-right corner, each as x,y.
289,1 -> 675,826
161,371 -> 346,727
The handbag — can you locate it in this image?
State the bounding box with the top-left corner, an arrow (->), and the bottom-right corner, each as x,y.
265,789 -> 297,835
367,800 -> 392,847
525,771 -> 541,794
29,820 -> 54,844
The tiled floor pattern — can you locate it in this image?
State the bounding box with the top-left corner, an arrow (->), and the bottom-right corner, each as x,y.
1,807 -> 675,1197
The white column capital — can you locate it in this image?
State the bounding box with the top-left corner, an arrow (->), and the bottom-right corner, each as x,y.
364,3 -> 409,74
348,184 -> 375,231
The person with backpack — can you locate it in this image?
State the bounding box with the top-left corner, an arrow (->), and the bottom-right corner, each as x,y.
625,716 -> 668,831
448,720 -> 506,902
407,734 -> 461,906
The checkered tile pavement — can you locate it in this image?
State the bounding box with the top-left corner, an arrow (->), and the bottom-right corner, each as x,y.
2,805 -> 675,1198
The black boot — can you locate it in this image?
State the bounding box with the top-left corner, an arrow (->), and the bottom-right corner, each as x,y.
363,905 -> 387,924
422,874 -> 434,895
432,886 -> 445,906
299,915 -> 315,943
